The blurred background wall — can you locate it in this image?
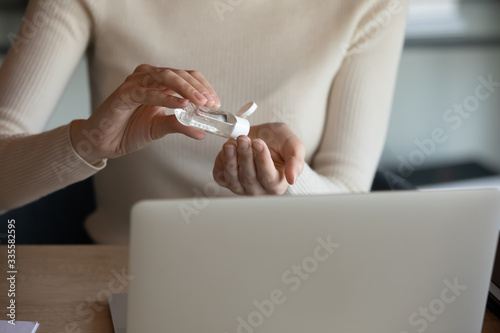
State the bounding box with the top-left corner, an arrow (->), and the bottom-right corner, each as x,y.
380,0 -> 500,186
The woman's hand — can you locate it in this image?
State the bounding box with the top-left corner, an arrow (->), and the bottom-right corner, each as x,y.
213,123 -> 306,195
70,64 -> 221,164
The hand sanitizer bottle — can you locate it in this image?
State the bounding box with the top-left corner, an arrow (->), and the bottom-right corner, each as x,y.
174,102 -> 257,139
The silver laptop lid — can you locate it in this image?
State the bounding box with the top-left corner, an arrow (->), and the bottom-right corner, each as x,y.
128,190 -> 500,333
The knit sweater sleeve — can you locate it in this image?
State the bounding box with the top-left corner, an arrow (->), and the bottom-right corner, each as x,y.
287,0 -> 407,195
0,0 -> 104,210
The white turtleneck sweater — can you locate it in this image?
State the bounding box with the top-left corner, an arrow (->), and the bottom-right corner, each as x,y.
0,0 -> 406,243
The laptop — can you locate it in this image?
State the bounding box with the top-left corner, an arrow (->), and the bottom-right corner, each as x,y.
126,190 -> 500,333
419,178 -> 500,318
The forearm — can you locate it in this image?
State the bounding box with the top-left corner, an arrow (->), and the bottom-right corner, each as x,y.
0,123 -> 104,210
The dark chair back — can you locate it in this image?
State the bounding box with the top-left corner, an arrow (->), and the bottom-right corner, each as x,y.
371,170 -> 417,191
0,178 -> 95,244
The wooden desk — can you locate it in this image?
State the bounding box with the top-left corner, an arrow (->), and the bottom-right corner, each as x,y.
1,246 -> 499,333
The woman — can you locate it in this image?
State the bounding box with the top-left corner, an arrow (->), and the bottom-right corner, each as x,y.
0,0 -> 407,243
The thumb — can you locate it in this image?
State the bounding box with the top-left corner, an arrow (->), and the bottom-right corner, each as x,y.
151,114 -> 206,140
283,137 -> 306,185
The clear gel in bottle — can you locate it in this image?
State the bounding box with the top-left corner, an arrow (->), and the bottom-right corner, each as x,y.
174,102 -> 257,139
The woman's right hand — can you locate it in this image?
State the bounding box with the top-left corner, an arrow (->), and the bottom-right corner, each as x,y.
70,64 -> 220,165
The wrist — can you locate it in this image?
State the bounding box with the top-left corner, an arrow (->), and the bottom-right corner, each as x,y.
70,119 -> 106,166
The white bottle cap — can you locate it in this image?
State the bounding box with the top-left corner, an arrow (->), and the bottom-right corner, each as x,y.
230,116 -> 250,139
236,102 -> 258,118
229,102 -> 257,138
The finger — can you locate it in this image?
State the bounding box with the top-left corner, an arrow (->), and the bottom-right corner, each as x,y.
132,65 -> 185,92
283,137 -> 306,184
132,63 -> 155,74
129,71 -> 208,106
213,151 -> 229,187
131,63 -> 213,100
221,142 -> 245,194
175,70 -> 217,108
141,89 -> 192,108
144,68 -> 220,107
237,136 -> 266,194
252,139 -> 285,194
150,114 -> 205,140
109,86 -> 191,112
187,70 -> 221,107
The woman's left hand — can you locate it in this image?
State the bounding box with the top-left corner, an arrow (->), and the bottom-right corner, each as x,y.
213,123 -> 306,195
